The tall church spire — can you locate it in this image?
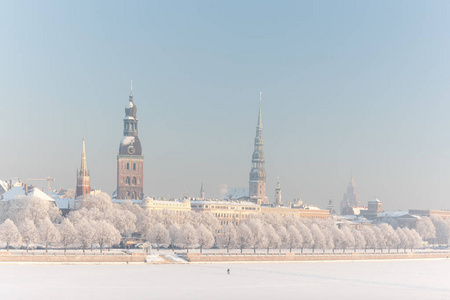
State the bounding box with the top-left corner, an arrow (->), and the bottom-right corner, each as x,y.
249,92 -> 268,205
340,171 -> 361,214
80,137 -> 87,176
200,182 -> 205,200
257,91 -> 262,129
76,138 -> 90,198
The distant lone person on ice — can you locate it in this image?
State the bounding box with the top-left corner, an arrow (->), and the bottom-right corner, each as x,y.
227,269 -> 230,275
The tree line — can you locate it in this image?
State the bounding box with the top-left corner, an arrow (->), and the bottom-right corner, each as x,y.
0,193 -> 448,253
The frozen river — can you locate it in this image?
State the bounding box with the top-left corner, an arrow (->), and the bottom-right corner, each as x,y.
0,259 -> 448,300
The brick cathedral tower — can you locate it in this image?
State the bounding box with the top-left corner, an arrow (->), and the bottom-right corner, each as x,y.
249,92 -> 269,205
76,138 -> 91,197
116,82 -> 144,200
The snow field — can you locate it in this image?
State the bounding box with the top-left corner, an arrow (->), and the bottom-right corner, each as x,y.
0,259 -> 448,300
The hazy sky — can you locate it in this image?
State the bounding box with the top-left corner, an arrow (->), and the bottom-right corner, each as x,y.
1,1 -> 450,211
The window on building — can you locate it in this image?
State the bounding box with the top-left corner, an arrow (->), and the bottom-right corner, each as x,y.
133,163 -> 136,170
127,163 -> 130,170
132,177 -> 137,185
126,177 -> 130,185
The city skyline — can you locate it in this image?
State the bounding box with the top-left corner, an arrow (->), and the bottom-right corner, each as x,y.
2,1 -> 450,211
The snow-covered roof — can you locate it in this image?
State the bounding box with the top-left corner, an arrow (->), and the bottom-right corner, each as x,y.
28,188 -> 55,201
1,186 -> 25,201
54,198 -> 75,210
303,206 -> 321,210
124,116 -> 135,120
112,199 -> 143,205
191,199 -> 258,206
0,180 -> 8,195
120,136 -> 136,146
225,188 -> 249,200
1,186 -> 54,202
377,211 -> 409,218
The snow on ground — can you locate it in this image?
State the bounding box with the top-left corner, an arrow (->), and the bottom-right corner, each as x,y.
0,260 -> 448,300
145,254 -> 165,263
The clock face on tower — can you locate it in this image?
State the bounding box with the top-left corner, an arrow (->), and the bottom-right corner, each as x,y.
127,145 -> 135,154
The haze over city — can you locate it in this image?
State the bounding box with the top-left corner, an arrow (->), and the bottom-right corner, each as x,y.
2,1 -> 450,210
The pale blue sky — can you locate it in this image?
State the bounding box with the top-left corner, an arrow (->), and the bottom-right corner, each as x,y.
1,1 -> 450,210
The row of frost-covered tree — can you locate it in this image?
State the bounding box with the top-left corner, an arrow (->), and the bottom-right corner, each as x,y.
0,193 -> 448,253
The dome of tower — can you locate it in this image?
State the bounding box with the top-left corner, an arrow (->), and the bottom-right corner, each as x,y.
119,136 -> 142,155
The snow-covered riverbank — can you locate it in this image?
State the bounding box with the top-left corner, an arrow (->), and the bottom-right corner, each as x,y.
0,260 -> 448,300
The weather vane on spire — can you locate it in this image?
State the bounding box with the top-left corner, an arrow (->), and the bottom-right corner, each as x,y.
130,80 -> 133,96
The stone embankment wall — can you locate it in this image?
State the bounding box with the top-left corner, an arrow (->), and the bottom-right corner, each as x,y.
185,252 -> 449,262
0,251 -> 146,263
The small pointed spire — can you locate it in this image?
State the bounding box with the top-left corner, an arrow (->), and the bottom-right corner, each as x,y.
257,92 -> 262,128
200,182 -> 205,199
80,138 -> 87,176
129,80 -> 134,103
82,136 -> 86,153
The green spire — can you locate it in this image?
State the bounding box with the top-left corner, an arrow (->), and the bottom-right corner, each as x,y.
200,182 -> 205,199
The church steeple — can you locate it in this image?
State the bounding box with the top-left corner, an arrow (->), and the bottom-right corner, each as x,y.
116,82 -> 144,200
129,80 -> 134,103
200,182 -> 205,200
257,91 -> 262,129
249,92 -> 268,205
80,137 -> 88,177
340,171 -> 361,214
76,138 -> 90,198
